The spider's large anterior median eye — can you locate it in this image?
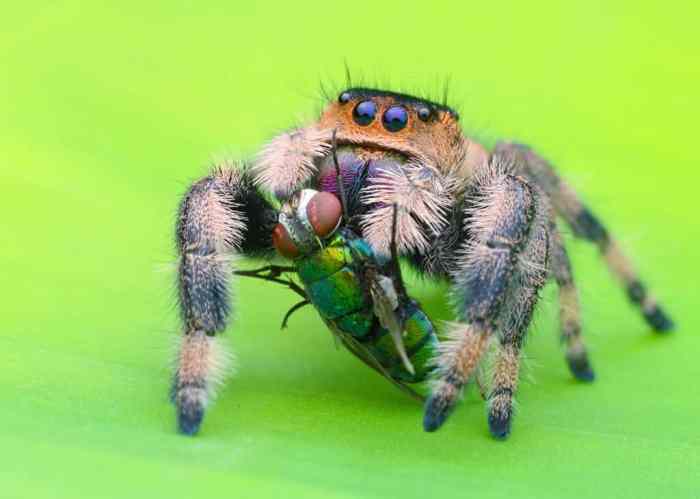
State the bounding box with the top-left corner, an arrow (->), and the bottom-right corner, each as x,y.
272,223 -> 300,259
353,100 -> 377,126
382,105 -> 408,132
305,191 -> 342,238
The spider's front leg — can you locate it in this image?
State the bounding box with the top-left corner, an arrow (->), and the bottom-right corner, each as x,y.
173,164 -> 277,435
424,165 -> 549,439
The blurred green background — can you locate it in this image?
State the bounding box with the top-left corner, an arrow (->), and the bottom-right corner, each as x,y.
1,2 -> 698,498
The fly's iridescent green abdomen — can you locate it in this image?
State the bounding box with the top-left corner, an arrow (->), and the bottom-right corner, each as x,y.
296,228 -> 439,383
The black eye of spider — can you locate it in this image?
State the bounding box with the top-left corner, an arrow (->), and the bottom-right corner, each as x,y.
382,105 -> 408,132
417,106 -> 431,121
353,100 -> 377,126
338,92 -> 351,104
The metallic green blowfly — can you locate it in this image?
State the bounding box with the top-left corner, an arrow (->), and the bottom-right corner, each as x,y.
239,186 -> 440,400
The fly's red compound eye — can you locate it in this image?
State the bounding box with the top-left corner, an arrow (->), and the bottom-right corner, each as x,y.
272,223 -> 300,259
306,191 -> 342,238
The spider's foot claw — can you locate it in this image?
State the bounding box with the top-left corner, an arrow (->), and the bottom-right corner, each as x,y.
488,409 -> 512,440
567,354 -> 595,382
423,391 -> 456,432
645,307 -> 675,333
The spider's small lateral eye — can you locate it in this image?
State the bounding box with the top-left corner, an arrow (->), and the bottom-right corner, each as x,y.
417,106 -> 431,122
382,105 -> 408,132
272,223 -> 300,259
353,100 -> 377,126
338,92 -> 351,104
306,191 -> 342,238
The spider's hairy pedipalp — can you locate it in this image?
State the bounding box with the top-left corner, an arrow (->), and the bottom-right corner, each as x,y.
253,126 -> 332,199
360,162 -> 456,256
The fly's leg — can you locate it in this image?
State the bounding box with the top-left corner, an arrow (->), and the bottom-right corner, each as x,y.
495,142 -> 675,332
174,164 -> 277,435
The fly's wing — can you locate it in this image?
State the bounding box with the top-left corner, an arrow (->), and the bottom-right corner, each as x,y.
368,273 -> 416,376
326,323 -> 425,403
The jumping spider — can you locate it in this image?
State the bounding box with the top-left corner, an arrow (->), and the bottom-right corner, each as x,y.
173,87 -> 674,438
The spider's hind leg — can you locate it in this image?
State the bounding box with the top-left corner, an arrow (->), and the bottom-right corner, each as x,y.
549,221 -> 594,382
495,142 -> 675,333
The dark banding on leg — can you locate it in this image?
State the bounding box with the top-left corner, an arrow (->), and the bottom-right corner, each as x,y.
494,142 -> 675,334
549,222 -> 595,381
488,348 -> 518,439
603,242 -> 675,332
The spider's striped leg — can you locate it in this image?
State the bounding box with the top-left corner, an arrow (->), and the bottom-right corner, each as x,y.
173,164 -> 277,435
549,222 -> 594,381
424,164 -> 546,436
494,142 -> 675,333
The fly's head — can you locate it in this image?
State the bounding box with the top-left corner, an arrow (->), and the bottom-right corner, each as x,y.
272,189 -> 343,259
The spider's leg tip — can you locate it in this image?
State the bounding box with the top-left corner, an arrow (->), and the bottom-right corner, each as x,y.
177,405 -> 204,436
422,394 -> 453,432
566,354 -> 595,383
645,307 -> 675,334
488,410 -> 512,440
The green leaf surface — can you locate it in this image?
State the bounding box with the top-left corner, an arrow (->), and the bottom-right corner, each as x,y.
1,2 -> 698,498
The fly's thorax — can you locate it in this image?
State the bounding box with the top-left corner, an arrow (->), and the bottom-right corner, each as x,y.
295,229 -> 373,284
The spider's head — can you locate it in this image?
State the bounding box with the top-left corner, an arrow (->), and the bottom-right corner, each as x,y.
318,88 -> 466,168
272,189 -> 342,259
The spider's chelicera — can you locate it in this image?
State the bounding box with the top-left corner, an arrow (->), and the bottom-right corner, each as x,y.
172,87 -> 675,438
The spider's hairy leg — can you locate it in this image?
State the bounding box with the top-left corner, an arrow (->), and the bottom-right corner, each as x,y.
424,165 -> 545,436
173,164 -> 277,435
550,222 -> 594,382
424,322 -> 490,432
488,343 -> 520,439
487,197 -> 549,438
495,142 -> 675,333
